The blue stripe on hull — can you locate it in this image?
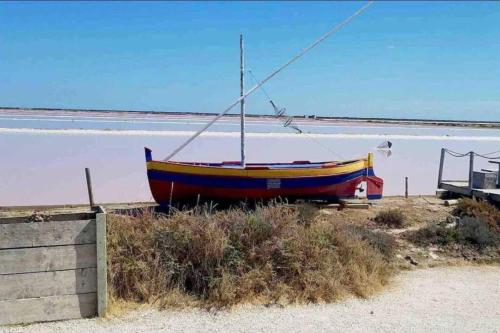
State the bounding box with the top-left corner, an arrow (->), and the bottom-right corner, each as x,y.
147,168 -> 374,189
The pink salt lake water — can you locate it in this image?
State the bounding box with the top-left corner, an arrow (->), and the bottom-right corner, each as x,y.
1,110 -> 499,206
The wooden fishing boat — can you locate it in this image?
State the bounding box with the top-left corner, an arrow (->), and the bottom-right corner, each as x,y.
145,148 -> 383,206
145,7 -> 383,206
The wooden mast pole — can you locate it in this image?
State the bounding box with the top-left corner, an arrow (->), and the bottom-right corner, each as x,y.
163,1 -> 373,161
240,34 -> 246,167
85,168 -> 95,208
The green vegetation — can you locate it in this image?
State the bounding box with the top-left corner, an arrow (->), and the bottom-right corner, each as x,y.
406,199 -> 500,250
107,203 -> 394,308
452,198 -> 500,233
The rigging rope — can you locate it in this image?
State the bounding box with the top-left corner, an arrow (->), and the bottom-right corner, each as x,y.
164,1 -> 374,161
247,69 -> 345,160
247,70 -> 301,132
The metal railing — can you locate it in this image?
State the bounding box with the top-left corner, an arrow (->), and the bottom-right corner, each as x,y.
438,148 -> 500,191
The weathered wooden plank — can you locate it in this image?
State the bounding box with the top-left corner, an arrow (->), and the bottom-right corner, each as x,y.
435,189 -> 450,199
326,203 -> 370,210
441,182 -> 472,196
0,213 -> 95,225
0,293 -> 97,325
444,199 -> 459,207
0,268 -> 96,301
0,244 -> 96,275
0,220 -> 95,249
96,211 -> 107,317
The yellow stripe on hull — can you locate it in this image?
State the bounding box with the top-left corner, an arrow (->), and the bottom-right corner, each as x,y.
147,153 -> 374,178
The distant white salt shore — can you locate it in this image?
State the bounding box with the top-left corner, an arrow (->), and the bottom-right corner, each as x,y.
2,107 -> 500,128
1,127 -> 500,141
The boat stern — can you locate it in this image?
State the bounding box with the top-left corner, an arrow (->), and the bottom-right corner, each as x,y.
366,153 -> 384,199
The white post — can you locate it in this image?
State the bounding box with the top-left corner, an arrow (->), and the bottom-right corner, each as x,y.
240,34 -> 246,168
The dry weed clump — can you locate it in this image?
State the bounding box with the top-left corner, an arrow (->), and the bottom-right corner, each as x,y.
374,209 -> 406,228
108,203 -> 394,308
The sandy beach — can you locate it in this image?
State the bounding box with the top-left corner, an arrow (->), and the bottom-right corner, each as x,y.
3,265 -> 499,333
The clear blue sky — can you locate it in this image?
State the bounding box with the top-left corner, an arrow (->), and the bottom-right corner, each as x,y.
1,1 -> 500,121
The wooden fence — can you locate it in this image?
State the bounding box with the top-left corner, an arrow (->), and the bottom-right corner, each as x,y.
0,207 -> 107,325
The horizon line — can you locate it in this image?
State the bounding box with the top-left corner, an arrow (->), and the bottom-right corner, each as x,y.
1,106 -> 500,127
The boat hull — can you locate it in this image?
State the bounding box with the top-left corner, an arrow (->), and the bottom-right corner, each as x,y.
145,148 -> 383,206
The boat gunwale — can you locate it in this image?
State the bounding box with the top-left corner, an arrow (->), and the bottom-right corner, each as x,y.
144,148 -> 374,178
148,156 -> 368,169
146,158 -> 370,178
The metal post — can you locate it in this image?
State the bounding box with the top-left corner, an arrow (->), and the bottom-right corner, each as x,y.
468,152 -> 474,191
85,168 -> 95,208
437,148 -> 445,188
496,164 -> 500,188
405,177 -> 408,198
240,34 -> 246,168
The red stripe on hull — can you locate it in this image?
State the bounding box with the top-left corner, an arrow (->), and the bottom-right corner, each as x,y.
148,176 -> 368,204
366,175 -> 384,199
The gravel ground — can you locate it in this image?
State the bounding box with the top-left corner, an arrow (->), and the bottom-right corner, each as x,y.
2,266 -> 499,333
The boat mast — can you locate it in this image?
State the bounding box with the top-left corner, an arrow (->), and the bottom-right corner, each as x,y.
163,1 -> 373,162
240,34 -> 246,168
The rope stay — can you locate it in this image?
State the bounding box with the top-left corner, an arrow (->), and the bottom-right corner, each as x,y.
247,69 -> 345,159
163,1 -> 374,161
444,148 -> 500,160
247,70 -> 302,134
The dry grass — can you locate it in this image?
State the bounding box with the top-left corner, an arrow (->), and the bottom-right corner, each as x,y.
374,209 -> 406,228
344,225 -> 398,259
107,203 -> 394,308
